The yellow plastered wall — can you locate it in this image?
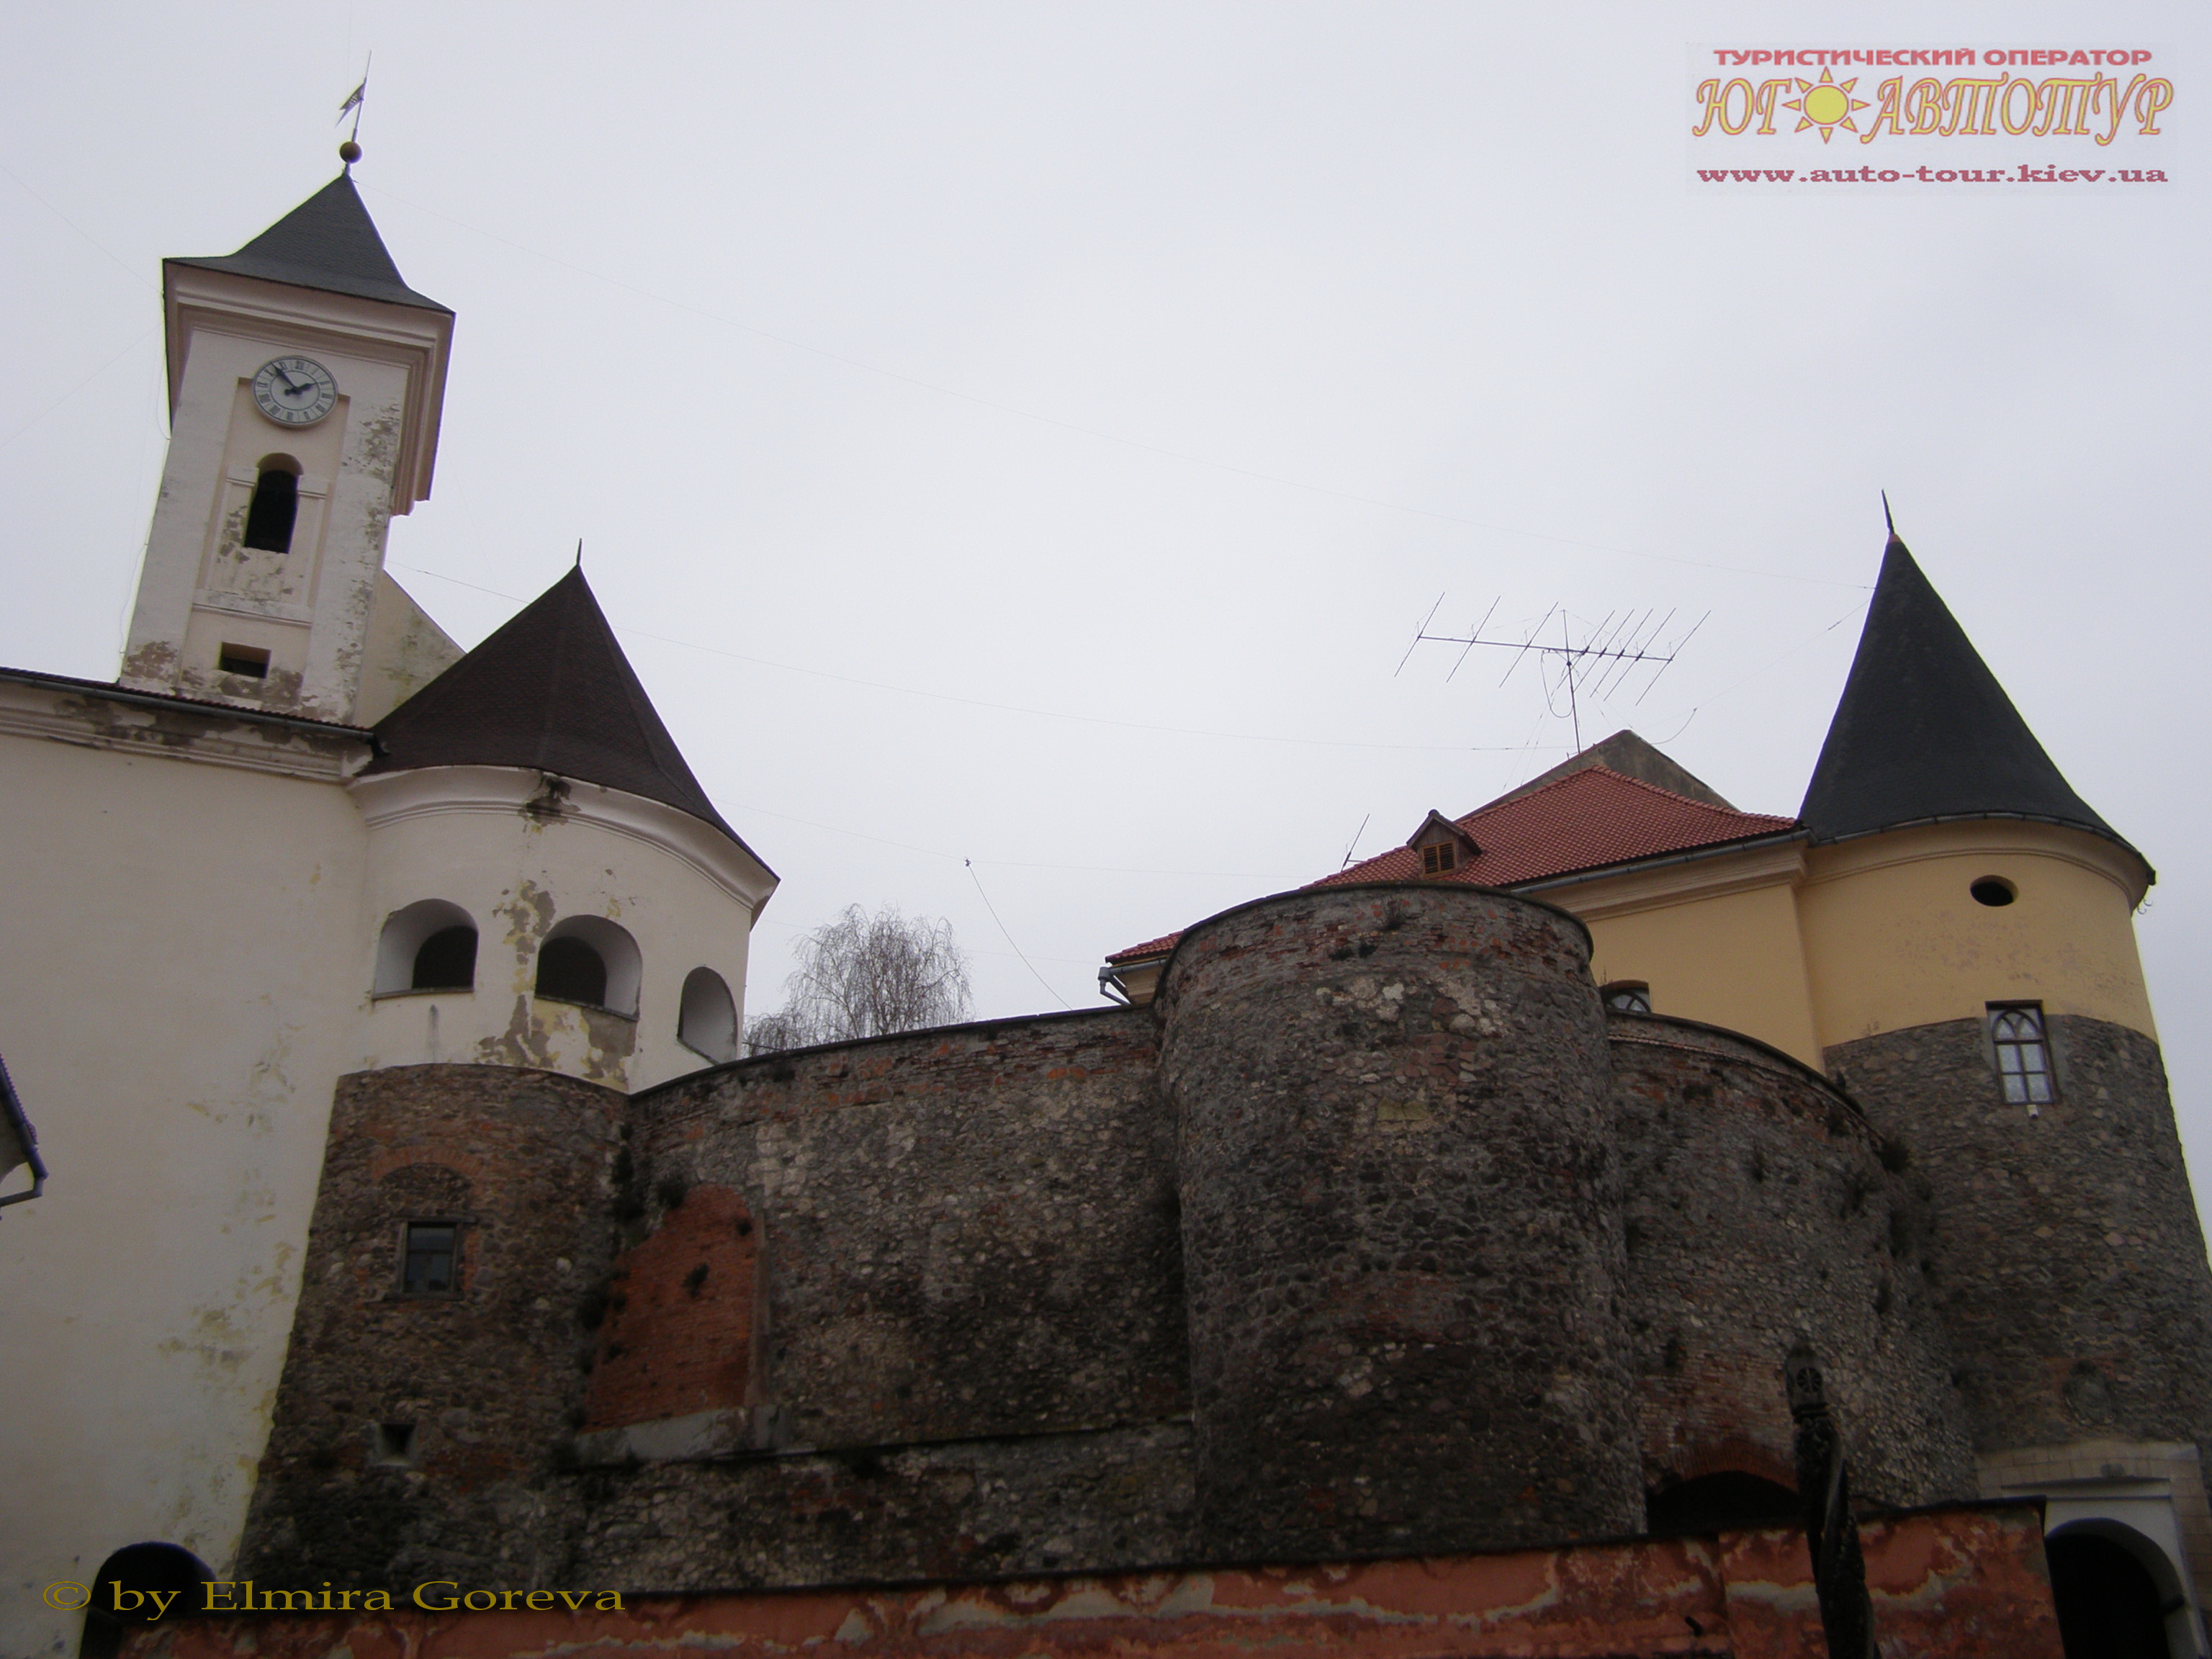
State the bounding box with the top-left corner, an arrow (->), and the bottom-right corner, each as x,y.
1553,853 -> 1823,1066
1795,821 -> 2156,1050
1583,882 -> 1822,1066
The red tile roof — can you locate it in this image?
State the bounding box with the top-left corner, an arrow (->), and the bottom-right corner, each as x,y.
1106,766 -> 1796,964
1106,930 -> 1185,964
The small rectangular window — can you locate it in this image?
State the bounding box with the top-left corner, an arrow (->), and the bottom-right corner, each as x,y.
374,1421 -> 417,1465
217,644 -> 270,679
401,1222 -> 459,1294
1421,842 -> 1457,876
1989,1004 -> 2056,1107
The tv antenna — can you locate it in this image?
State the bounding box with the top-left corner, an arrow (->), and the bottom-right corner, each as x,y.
1395,598 -> 1708,752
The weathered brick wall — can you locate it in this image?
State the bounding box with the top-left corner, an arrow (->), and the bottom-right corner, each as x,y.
581,1183 -> 759,1433
1830,1015 -> 2212,1458
1610,1013 -> 1976,1512
1156,884 -> 1645,1559
132,1502 -> 2067,1659
239,1065 -> 626,1588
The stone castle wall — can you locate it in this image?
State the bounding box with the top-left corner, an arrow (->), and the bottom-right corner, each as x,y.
1609,1013 -> 1975,1510
1157,884 -> 1643,1557
579,1004 -> 1190,1587
1830,1014 -> 2212,1459
240,890 -> 2190,1593
240,1065 -> 626,1588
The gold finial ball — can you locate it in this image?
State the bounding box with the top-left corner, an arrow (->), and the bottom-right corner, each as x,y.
338,140 -> 362,165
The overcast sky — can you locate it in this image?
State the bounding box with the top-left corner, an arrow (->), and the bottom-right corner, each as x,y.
5,3 -> 2208,1189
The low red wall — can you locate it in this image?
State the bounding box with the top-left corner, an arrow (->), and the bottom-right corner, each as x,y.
124,1503 -> 2058,1659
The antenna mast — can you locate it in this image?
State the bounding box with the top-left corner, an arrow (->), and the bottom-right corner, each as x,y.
1397,598 -> 1708,752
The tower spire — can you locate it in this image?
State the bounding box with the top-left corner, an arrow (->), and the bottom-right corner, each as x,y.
1799,531 -> 2132,858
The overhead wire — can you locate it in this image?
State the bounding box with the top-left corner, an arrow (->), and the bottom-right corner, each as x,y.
966,860 -> 1074,1010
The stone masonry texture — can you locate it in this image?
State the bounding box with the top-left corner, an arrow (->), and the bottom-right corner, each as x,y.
1156,884 -> 1645,1557
239,1065 -> 626,1589
1830,1014 -> 2212,1459
235,886 -> 2208,1609
1609,1012 -> 1975,1512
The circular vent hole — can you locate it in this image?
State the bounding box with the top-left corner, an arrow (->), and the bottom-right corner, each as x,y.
1970,877 -> 2017,907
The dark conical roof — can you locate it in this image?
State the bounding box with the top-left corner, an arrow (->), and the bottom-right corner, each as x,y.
168,173 -> 449,312
369,567 -> 755,855
1800,534 -> 2127,854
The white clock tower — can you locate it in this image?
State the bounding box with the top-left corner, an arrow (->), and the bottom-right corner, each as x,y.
119,172 -> 458,724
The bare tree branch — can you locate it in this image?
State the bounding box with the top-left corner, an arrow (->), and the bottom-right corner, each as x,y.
744,904 -> 973,1055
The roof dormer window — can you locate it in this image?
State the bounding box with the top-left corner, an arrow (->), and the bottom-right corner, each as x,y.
1406,810 -> 1478,880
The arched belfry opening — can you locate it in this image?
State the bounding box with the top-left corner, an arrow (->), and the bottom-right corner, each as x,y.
240,455 -> 301,554
374,900 -> 477,995
678,966 -> 739,1061
534,915 -> 641,1017
79,1543 -> 212,1659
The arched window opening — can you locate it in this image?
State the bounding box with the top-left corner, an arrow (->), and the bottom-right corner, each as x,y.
1644,1471 -> 1797,1537
678,966 -> 739,1063
534,914 -> 641,1017
411,925 -> 477,992
240,457 -> 301,554
1604,981 -> 1653,1014
1990,1002 -> 2056,1107
2046,1527 -> 2177,1659
536,936 -> 607,1007
374,899 -> 477,997
81,1542 -> 212,1659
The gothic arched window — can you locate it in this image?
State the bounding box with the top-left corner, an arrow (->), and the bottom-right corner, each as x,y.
1990,1004 -> 2055,1106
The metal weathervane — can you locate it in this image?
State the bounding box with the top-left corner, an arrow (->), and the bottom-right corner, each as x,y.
337,59 -> 371,168
1396,597 -> 1708,752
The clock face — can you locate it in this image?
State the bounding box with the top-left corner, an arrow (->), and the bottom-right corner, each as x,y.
250,356 -> 338,427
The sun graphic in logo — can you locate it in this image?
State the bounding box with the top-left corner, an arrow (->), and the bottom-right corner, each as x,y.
1784,67 -> 1869,143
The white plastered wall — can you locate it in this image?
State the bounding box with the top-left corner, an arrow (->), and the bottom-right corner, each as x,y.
0,702 -> 771,1658
0,720 -> 369,1658
349,767 -> 773,1091
122,265 -> 450,724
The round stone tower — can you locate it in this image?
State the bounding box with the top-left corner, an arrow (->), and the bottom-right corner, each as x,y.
1156,882 -> 1644,1560
1608,1012 -> 1976,1516
1795,530 -> 2212,1614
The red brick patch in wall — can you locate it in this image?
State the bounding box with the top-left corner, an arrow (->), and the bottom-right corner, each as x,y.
583,1184 -> 757,1430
